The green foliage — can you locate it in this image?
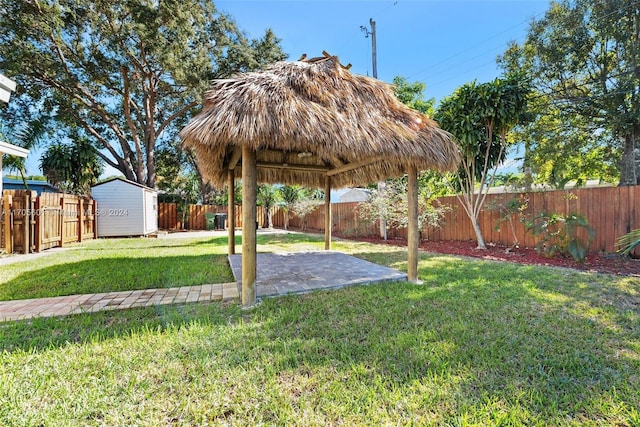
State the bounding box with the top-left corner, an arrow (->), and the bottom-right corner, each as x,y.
434,75 -> 531,249
488,195 -> 529,249
0,117 -> 49,188
0,0 -> 286,187
417,170 -> 456,198
392,76 -> 435,116
40,138 -> 103,195
491,172 -> 528,191
615,229 -> 640,257
279,185 -> 302,207
172,173 -> 200,229
436,76 -> 530,184
257,184 -> 282,228
356,180 -> 449,237
499,0 -> 640,186
279,185 -> 303,230
524,211 -> 595,262
156,140 -> 224,205
505,91 -> 619,189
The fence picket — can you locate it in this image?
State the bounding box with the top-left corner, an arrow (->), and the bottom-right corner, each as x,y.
158,186 -> 640,253
1,190 -> 95,254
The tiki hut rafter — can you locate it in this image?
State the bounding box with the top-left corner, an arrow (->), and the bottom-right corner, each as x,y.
180,51 -> 460,306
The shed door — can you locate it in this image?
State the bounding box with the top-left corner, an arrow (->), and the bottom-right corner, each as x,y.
144,191 -> 158,234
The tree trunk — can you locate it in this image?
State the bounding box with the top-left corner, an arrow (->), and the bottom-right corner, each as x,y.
284,211 -> 289,230
618,133 -> 637,186
471,216 -> 487,250
146,144 -> 156,188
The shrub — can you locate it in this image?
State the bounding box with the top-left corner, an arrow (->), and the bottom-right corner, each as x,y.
615,229 -> 640,257
524,212 -> 595,262
488,195 -> 528,251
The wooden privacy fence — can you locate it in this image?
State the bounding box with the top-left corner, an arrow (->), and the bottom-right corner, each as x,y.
276,186 -> 640,254
157,203 -> 266,230
159,185 -> 640,253
1,190 -> 96,254
158,202 -> 180,230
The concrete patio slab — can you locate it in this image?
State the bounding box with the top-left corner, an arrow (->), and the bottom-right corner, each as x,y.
228,251 -> 407,298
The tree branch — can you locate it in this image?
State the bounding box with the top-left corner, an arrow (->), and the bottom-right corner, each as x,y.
157,100 -> 199,136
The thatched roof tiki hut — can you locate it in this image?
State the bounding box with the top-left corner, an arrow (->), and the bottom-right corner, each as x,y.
180,52 -> 460,306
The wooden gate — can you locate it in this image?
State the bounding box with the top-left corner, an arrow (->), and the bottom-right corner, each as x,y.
1,190 -> 96,254
1,190 -> 36,254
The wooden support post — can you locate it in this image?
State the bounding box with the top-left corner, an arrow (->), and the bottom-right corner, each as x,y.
29,193 -> 36,253
3,194 -> 11,254
241,145 -> 257,306
407,165 -> 419,282
34,196 -> 41,253
59,196 -> 64,248
228,169 -> 236,255
22,193 -> 29,254
78,197 -> 84,243
92,200 -> 98,238
324,176 -> 332,250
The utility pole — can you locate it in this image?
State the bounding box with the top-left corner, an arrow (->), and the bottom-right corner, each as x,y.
361,18 -> 378,78
361,18 -> 387,240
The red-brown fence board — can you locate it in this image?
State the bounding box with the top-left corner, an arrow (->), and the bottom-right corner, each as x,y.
157,185 -> 640,254
1,190 -> 95,254
158,202 -> 179,230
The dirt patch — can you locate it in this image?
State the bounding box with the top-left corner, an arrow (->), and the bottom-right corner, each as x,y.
337,234 -> 640,277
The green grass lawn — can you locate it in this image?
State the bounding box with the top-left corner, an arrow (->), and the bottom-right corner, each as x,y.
0,235 -> 235,301
0,232 -> 639,425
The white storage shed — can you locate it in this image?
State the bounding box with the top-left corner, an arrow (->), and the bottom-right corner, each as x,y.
91,177 -> 158,237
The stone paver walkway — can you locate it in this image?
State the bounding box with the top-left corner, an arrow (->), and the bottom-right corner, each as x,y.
0,283 -> 239,322
0,246 -> 407,322
228,251 -> 407,297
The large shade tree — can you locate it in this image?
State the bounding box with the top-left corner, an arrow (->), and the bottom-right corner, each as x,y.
500,0 -> 640,186
155,138 -> 223,205
435,75 -> 530,249
0,0 -> 286,188
509,92 -> 619,189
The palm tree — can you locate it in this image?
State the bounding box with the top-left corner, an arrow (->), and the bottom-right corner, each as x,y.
257,184 -> 282,229
40,138 -> 103,195
279,185 -> 302,230
0,118 -> 48,189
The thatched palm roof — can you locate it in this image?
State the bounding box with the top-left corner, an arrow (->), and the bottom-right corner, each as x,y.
180,52 -> 460,189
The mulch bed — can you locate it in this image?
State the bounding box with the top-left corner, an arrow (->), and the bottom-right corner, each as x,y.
336,234 -> 640,277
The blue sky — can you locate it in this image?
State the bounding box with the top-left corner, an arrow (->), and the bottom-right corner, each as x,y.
15,0 -> 549,177
217,0 -> 549,102
214,0 -> 548,174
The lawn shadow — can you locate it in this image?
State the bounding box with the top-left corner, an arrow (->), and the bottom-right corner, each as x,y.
2,244 -> 638,422
190,235 -> 239,246
246,268 -> 639,421
256,232 -> 324,246
0,301 -> 241,353
0,254 -> 233,301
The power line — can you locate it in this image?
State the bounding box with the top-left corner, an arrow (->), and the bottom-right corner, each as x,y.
407,10 -> 546,82
417,0 -> 639,96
